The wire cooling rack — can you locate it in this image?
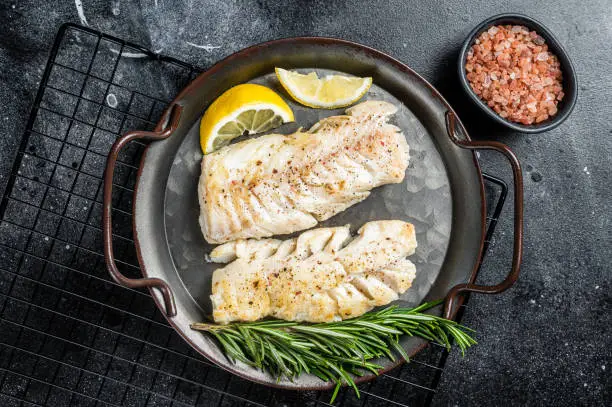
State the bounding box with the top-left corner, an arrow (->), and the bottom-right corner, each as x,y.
0,23 -> 507,407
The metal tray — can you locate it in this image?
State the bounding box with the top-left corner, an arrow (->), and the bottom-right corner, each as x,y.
103,37 -> 523,390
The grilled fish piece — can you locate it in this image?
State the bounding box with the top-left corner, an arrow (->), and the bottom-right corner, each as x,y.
209,220 -> 417,324
199,101 -> 409,244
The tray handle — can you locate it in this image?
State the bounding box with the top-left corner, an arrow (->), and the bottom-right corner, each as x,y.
443,111 -> 524,319
103,104 -> 183,317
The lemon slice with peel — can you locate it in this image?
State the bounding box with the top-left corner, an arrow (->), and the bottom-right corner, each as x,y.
275,68 -> 372,109
200,84 -> 294,154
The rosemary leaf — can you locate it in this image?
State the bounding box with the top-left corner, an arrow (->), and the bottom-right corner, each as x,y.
191,299 -> 475,403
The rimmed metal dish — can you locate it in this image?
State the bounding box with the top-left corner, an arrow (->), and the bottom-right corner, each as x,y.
103,37 -> 523,390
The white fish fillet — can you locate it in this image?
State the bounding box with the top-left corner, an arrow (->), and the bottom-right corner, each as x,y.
199,101 -> 409,244
209,220 -> 417,324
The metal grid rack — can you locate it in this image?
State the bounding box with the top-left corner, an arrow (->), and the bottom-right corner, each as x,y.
0,23 -> 507,407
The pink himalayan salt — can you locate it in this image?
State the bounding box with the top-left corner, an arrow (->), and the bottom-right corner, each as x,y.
466,24 -> 564,125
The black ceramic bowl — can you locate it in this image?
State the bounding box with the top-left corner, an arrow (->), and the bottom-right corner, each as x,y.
458,13 -> 577,133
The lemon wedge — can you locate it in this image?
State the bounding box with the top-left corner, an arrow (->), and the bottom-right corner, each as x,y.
200,84 -> 294,154
275,68 -> 372,109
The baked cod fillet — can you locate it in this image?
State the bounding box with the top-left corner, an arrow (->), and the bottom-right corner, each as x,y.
199,101 -> 409,244
209,220 -> 417,324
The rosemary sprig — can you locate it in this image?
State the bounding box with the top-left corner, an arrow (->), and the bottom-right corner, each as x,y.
191,299 -> 476,403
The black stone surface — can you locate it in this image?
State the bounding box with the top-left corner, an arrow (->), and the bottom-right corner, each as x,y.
0,1 -> 609,406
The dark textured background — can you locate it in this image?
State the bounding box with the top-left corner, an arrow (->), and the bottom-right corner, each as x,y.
0,0 -> 609,405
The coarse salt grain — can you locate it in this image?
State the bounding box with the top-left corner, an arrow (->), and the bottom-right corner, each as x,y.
466,24 -> 564,125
